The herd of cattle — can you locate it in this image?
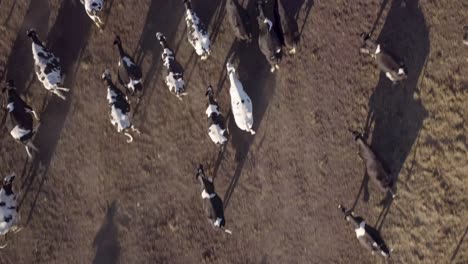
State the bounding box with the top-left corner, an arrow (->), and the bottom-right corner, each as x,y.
0,0 -> 416,258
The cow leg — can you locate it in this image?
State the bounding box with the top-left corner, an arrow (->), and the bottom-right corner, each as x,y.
53,90 -> 67,100
56,87 -> 70,92
25,146 -> 33,159
0,234 -> 7,249
31,111 -> 40,121
131,125 -> 141,134
11,226 -> 23,233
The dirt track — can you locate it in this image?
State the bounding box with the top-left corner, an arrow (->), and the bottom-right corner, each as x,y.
0,0 -> 467,263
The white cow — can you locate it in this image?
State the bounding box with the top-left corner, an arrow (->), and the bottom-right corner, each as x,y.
226,62 -> 255,135
27,29 -> 69,100
183,0 -> 211,60
80,0 -> 105,29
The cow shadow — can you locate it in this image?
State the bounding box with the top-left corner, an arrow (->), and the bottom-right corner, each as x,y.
297,0 -> 314,36
2,0 -> 50,94
358,0 -> 429,209
223,0 -> 276,210
3,1 -> 17,26
17,0 -> 92,224
93,201 -> 121,264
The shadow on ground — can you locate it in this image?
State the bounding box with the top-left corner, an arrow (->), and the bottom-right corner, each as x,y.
356,0 -> 429,211
18,0 -> 92,224
93,201 -> 121,264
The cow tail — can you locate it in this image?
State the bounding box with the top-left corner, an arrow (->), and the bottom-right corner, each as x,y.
124,132 -> 133,143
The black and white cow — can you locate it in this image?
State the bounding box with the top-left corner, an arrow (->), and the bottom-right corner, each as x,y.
338,204 -> 391,258
3,80 -> 39,159
227,62 -> 255,135
360,33 -> 407,83
352,131 -> 396,198
27,29 -> 69,100
156,32 -> 187,98
226,0 -> 251,42
195,165 -> 231,234
274,0 -> 299,54
80,0 -> 105,29
113,35 -> 143,97
257,0 -> 282,72
102,70 -> 140,143
0,174 -> 21,249
183,0 -> 211,60
205,85 -> 228,146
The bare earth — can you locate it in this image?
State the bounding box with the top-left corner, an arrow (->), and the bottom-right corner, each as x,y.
0,0 -> 467,263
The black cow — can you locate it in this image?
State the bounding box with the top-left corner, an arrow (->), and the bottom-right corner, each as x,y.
113,36 -> 143,97
195,165 -> 231,234
257,0 -> 282,72
156,32 -> 187,98
3,80 -> 39,158
338,204 -> 391,258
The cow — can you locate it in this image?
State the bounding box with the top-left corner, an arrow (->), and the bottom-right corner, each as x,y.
274,0 -> 299,54
257,0 -> 282,72
183,0 -> 211,60
195,164 -> 231,234
113,35 -> 143,97
156,32 -> 187,98
360,33 -> 407,83
205,85 -> 228,146
27,29 -> 69,100
226,0 -> 252,42
227,62 -> 255,135
338,204 -> 391,258
3,80 -> 39,159
0,174 -> 21,249
102,70 -> 140,143
80,0 -> 105,29
351,131 -> 396,198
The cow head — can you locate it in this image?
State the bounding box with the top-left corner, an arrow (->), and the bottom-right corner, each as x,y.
2,80 -> 16,94
183,0 -> 192,10
3,174 -> 16,187
102,69 -> 112,83
90,2 -> 103,15
359,33 -> 378,55
26,28 -> 37,38
113,35 -> 122,47
205,85 -> 214,97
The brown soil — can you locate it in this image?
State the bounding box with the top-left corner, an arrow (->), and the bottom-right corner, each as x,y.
0,0 -> 467,263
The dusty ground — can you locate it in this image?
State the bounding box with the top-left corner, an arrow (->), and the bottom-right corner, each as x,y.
0,0 -> 467,263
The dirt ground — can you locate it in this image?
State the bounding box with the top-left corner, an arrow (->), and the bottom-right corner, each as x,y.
0,0 -> 467,263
